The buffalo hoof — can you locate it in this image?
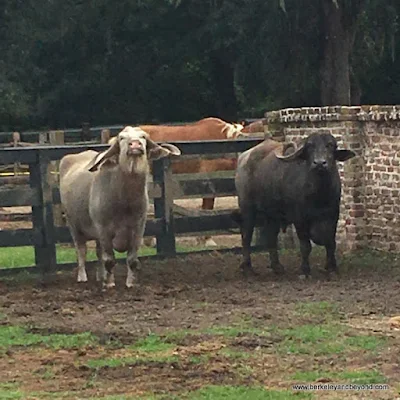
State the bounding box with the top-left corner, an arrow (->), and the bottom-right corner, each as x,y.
104,282 -> 116,289
103,273 -> 116,289
325,269 -> 339,280
240,262 -> 258,277
77,269 -> 88,283
271,263 -> 285,275
125,272 -> 136,288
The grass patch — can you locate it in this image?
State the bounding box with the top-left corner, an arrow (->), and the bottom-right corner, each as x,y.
277,324 -> 344,355
86,354 -> 178,369
343,334 -> 386,351
275,324 -> 386,356
204,325 -> 268,338
0,325 -> 97,350
292,369 -> 387,385
0,245 -> 155,269
339,369 -> 387,384
129,333 -> 176,353
295,301 -> 341,321
0,244 -> 211,269
0,383 -> 23,400
87,395 -> 160,400
185,385 -> 313,399
219,347 -> 253,360
83,334 -> 179,370
189,354 -> 211,364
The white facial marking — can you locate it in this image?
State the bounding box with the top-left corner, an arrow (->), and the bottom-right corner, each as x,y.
225,123 -> 244,139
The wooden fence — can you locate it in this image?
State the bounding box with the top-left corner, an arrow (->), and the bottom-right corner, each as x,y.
0,119 -> 262,145
0,138 -> 263,274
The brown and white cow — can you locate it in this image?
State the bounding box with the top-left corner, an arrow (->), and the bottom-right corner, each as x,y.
241,119 -> 265,135
138,117 -> 245,247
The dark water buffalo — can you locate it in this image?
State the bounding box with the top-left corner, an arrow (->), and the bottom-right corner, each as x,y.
233,132 -> 356,277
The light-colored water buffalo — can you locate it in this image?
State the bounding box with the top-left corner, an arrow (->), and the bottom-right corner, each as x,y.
59,126 -> 181,288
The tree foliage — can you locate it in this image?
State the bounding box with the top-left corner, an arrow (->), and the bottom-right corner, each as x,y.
0,0 -> 398,130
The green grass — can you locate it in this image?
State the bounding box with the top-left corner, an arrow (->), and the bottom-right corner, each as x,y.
0,383 -> 23,400
0,244 -> 210,269
185,386 -> 313,400
164,321 -> 387,358
1,384 -> 312,400
86,354 -> 178,369
343,334 -> 386,351
295,301 -> 342,321
87,396 -> 159,400
0,325 -> 98,350
129,333 -> 176,353
219,347 -> 253,360
292,369 -> 387,385
275,324 -> 387,356
203,325 -> 267,337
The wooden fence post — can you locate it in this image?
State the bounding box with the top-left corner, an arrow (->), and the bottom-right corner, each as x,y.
29,150 -> 57,274
39,132 -> 48,145
101,129 -> 111,144
153,157 -> 176,255
12,132 -> 21,176
81,122 -> 90,141
48,130 -> 65,226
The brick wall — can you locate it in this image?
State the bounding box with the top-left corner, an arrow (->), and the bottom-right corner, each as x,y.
264,105 -> 400,252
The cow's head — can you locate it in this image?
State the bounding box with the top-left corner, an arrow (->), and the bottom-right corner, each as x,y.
225,122 -> 245,139
87,126 -> 181,173
275,132 -> 355,173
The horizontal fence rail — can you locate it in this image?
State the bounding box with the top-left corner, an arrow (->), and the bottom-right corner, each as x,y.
0,119 -> 262,144
0,138 -> 262,163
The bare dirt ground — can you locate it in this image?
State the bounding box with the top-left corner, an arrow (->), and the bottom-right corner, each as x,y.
1,249 -> 400,399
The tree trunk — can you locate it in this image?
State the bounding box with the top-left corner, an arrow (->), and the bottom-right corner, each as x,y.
209,52 -> 239,121
320,0 -> 352,106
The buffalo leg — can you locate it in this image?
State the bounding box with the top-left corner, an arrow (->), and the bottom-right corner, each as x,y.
98,235 -> 116,288
70,231 -> 87,282
198,198 -> 217,247
264,220 -> 285,274
325,241 -> 338,273
95,240 -> 107,282
126,220 -> 145,288
239,208 -> 257,275
310,220 -> 338,274
76,241 -> 88,282
296,228 -> 312,277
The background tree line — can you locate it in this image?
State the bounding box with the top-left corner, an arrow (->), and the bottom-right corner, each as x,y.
0,0 -> 399,131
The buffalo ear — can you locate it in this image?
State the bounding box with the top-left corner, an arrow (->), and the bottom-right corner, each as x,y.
147,141 -> 181,160
87,140 -> 120,172
87,142 -> 119,172
335,149 -> 356,161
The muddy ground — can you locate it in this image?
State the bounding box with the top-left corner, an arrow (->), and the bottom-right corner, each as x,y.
0,248 -> 400,399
